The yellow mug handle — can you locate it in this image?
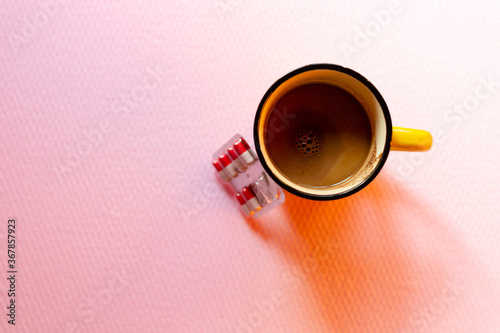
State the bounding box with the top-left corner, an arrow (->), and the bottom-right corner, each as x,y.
391,127 -> 433,152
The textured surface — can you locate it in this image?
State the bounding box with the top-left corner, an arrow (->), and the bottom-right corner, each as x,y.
1,1 -> 500,332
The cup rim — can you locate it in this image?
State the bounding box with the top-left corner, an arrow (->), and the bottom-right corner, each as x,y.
253,63 -> 393,200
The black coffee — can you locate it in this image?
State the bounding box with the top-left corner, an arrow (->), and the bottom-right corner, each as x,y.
264,83 -> 372,188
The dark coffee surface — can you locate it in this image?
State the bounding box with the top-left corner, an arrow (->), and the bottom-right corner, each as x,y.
265,83 -> 372,188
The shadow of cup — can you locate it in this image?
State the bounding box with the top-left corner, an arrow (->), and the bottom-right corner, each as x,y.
262,174 -> 451,332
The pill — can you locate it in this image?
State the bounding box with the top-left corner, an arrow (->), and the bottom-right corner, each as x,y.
234,138 -> 256,165
241,186 -> 261,211
227,146 -> 247,172
240,138 -> 258,159
219,153 -> 238,178
212,159 -> 230,182
250,172 -> 276,206
235,193 -> 252,216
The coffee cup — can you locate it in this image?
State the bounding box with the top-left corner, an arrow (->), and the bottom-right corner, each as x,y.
254,64 -> 432,200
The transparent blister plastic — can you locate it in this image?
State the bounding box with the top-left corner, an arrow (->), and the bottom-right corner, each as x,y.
212,134 -> 285,217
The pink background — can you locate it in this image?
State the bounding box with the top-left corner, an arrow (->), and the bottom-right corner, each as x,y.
1,1 -> 500,332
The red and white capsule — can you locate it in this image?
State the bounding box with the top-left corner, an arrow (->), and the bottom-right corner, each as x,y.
234,138 -> 256,165
212,159 -> 230,182
219,153 -> 238,178
227,146 -> 247,172
241,186 -> 261,211
235,192 -> 251,216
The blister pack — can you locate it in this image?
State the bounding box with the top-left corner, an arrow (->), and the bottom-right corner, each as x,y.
212,134 -> 285,217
